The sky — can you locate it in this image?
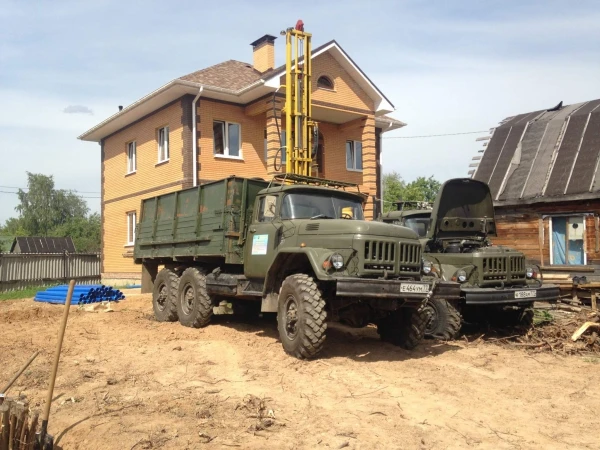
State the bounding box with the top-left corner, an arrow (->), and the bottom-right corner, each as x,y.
1,0 -> 599,223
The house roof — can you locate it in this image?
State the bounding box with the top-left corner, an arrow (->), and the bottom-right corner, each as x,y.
79,41 -> 396,142
472,98 -> 600,206
178,60 -> 265,92
10,236 -> 76,254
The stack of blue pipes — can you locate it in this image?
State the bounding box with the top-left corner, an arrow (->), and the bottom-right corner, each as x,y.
34,284 -> 126,305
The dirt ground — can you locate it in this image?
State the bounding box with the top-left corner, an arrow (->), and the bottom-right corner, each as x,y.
1,292 -> 599,450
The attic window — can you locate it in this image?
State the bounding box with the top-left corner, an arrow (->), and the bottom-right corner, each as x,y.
317,76 -> 334,90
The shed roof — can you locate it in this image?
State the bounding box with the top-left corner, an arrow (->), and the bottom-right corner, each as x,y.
472,99 -> 600,206
10,237 -> 76,254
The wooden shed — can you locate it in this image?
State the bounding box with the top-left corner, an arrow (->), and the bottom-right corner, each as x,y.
10,237 -> 77,254
471,98 -> 600,275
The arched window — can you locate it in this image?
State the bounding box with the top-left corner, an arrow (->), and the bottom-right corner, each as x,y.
317,76 -> 334,90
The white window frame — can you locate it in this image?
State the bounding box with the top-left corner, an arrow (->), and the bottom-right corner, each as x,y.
157,126 -> 169,163
548,214 -> 588,265
127,141 -> 136,174
126,211 -> 136,246
213,120 -> 242,159
346,140 -> 363,172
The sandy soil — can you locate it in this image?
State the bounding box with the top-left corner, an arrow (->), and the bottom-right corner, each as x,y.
1,292 -> 599,450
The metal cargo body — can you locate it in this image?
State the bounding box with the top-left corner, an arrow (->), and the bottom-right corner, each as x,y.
134,177 -> 269,264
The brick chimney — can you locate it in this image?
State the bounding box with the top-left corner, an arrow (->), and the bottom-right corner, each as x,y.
250,35 -> 277,72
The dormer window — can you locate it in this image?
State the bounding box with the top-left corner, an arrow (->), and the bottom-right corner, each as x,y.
317,75 -> 334,90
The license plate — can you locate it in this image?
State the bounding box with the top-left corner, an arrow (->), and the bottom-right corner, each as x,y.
400,283 -> 430,294
514,290 -> 536,299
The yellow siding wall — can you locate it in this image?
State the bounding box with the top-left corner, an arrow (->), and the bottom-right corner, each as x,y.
102,101 -> 185,278
197,101 -> 269,181
311,52 -> 374,112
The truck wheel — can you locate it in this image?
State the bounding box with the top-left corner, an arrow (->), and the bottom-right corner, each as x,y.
377,308 -> 428,350
423,298 -> 462,340
152,268 -> 179,322
277,274 -> 327,359
176,268 -> 212,328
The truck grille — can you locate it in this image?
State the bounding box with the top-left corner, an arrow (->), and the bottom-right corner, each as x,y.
510,256 -> 526,280
364,241 -> 421,272
482,256 -> 508,281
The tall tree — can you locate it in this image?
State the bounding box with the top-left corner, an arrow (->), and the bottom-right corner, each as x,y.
1,172 -> 100,253
14,172 -> 89,236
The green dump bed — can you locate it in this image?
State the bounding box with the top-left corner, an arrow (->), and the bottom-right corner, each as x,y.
134,177 -> 269,265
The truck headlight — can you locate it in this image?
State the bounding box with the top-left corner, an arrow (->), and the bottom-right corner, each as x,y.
422,260 -> 432,274
457,269 -> 467,283
526,267 -> 534,278
330,253 -> 344,270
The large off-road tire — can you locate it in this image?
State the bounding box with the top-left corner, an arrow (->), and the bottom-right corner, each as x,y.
176,268 -> 213,328
277,274 -> 327,359
423,298 -> 462,340
152,268 -> 179,322
377,307 -> 428,350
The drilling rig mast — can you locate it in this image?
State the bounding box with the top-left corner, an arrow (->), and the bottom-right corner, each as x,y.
282,20 -> 318,177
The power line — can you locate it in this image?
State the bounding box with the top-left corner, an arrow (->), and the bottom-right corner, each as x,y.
0,190 -> 100,199
0,185 -> 100,194
383,130 -> 489,139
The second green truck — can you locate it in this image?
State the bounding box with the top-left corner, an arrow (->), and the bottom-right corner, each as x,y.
380,178 -> 560,339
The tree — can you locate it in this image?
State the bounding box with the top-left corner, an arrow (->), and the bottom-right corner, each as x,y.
0,172 -> 100,252
382,173 -> 441,212
15,173 -> 89,236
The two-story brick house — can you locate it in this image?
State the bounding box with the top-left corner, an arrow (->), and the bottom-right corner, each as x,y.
79,35 -> 405,285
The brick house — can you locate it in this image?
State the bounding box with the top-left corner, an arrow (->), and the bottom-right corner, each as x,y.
79,35 -> 405,285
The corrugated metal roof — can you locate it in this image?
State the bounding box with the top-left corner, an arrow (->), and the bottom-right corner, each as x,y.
473,99 -> 600,205
10,237 -> 76,254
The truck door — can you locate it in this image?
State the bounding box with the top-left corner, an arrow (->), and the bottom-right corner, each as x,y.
244,194 -> 282,279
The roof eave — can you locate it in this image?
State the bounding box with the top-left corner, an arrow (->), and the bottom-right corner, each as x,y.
78,79 -> 267,142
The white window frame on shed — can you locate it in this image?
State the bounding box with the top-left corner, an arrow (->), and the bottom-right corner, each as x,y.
127,141 -> 136,174
346,140 -> 363,172
157,126 -> 169,163
547,214 -> 588,265
213,120 -> 242,159
126,211 -> 137,246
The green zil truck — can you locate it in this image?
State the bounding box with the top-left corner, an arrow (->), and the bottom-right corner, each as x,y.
380,178 -> 560,339
134,175 -> 460,358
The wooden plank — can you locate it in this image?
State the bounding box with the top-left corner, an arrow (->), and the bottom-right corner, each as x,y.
540,265 -> 595,272
596,216 -> 599,253
592,291 -> 597,311
571,322 -> 600,341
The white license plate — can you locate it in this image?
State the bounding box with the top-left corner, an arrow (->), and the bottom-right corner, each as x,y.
514,290 -> 537,299
400,283 -> 430,294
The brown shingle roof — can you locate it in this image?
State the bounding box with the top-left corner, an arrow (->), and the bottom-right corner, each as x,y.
178,60 -> 266,92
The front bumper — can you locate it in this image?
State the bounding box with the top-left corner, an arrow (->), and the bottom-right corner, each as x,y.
335,278 -> 460,301
461,284 -> 560,305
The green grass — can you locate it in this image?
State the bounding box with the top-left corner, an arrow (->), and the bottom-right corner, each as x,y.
0,285 -> 58,301
533,309 -> 554,326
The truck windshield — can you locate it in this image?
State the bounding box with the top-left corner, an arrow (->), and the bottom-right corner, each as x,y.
281,193 -> 364,220
403,214 -> 431,237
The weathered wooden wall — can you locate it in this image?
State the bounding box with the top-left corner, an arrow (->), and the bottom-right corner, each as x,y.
493,199 -> 600,266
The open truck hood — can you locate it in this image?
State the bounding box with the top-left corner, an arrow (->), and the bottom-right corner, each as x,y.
428,178 -> 496,240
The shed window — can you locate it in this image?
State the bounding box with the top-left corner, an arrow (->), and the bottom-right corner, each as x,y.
551,215 -> 586,265
317,76 -> 334,90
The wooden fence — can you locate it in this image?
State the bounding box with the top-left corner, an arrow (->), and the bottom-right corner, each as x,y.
0,253 -> 101,292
